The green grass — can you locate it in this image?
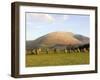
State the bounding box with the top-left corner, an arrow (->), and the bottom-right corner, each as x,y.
26,52 -> 89,67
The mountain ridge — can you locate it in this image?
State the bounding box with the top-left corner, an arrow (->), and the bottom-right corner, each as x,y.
26,31 -> 89,50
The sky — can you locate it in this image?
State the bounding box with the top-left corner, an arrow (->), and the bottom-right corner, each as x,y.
26,12 -> 90,41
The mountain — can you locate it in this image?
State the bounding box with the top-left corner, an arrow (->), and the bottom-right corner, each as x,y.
74,34 -> 89,44
26,32 -> 89,50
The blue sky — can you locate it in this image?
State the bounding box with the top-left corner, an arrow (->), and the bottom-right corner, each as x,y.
26,13 -> 90,40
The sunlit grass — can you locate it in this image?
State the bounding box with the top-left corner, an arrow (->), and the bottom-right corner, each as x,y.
26,52 -> 89,67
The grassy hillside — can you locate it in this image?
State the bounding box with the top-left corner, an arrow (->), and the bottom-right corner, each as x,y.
26,52 -> 89,67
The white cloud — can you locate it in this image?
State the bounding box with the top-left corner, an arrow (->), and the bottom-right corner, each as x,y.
27,13 -> 54,23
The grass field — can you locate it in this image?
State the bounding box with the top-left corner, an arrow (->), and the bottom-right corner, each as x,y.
26,52 -> 89,67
